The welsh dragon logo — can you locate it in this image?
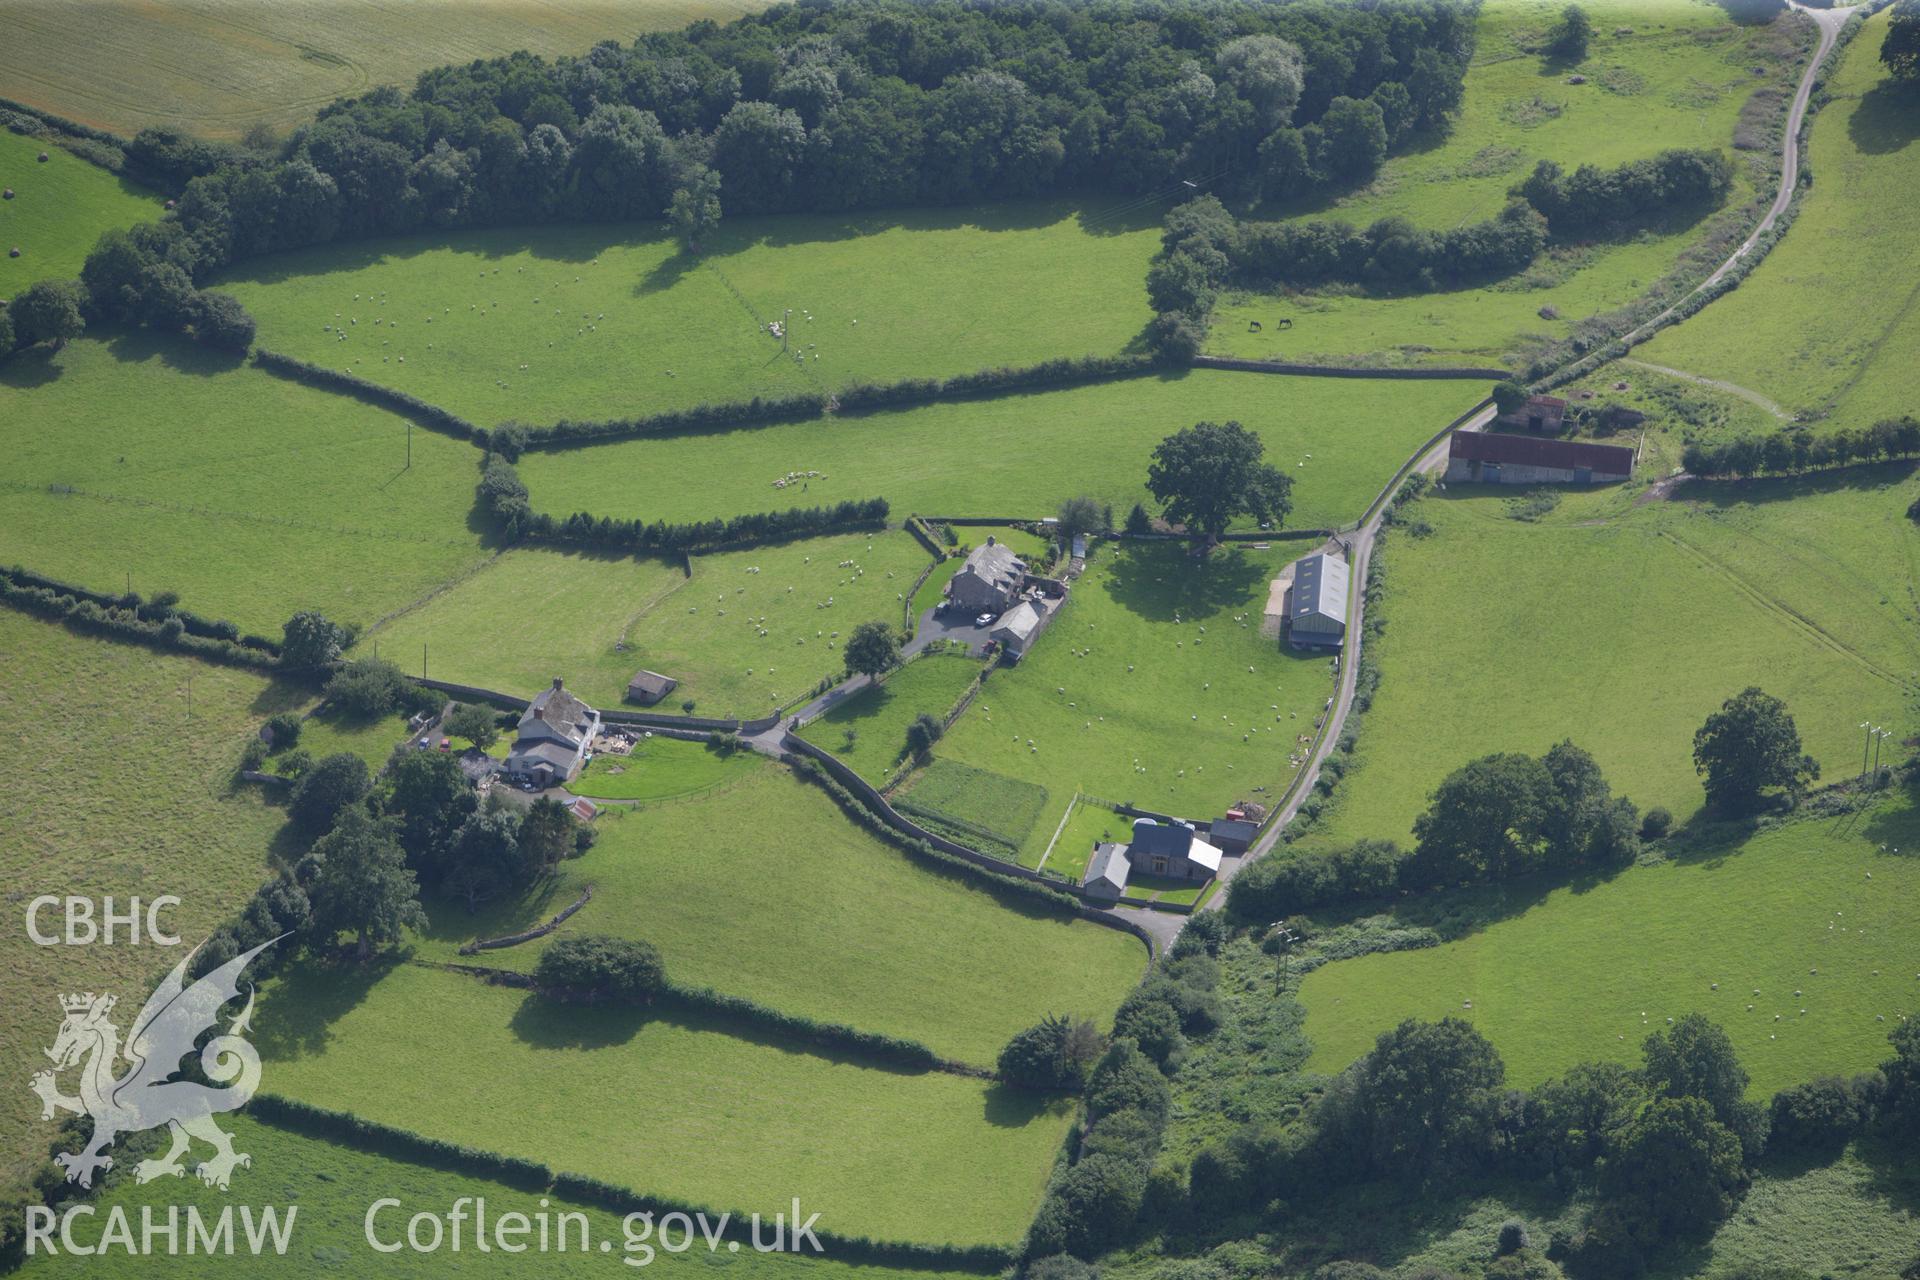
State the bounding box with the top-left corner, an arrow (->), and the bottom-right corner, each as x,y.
29,938 -> 279,1191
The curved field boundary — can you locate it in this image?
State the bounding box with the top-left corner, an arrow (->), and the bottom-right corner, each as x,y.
458,886 -> 594,955
410,676 -> 782,734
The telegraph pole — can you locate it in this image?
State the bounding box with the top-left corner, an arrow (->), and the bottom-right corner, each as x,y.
1269,923 -> 1300,995
1862,722 -> 1874,784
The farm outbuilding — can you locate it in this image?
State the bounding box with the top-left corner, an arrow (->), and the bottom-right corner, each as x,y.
1126,819 -> 1223,882
1208,818 -> 1259,856
625,669 -> 678,705
1283,552 -> 1349,650
1081,842 -> 1131,902
1497,393 -> 1569,433
991,601 -> 1043,659
1446,432 -> 1635,486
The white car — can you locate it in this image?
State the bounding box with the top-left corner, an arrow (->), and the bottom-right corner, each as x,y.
975,612 -> 994,627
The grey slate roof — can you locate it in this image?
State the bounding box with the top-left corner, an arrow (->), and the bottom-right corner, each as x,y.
507,740 -> 579,773
518,679 -> 595,747
1290,553 -> 1349,628
1084,842 -> 1131,892
954,539 -> 1026,596
1128,818 -> 1195,859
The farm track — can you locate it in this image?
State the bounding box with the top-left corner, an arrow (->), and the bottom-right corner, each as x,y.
1208,0 -> 1860,912
1619,358 -> 1793,420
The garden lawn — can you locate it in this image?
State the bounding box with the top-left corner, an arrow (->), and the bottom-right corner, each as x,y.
1042,795 -> 1135,882
0,130 -> 161,296
892,758 -> 1052,862
1310,469 -> 1920,846
565,733 -> 760,802
1640,8 -> 1920,426
0,333 -> 490,634
1297,798 -> 1920,1097
796,651 -> 984,787
1208,0 -> 1807,369
359,531 -> 933,717
414,764 -> 1145,1066
519,372 -> 1481,535
0,612 -> 294,1181
0,0 -> 769,140
221,199 -> 1160,425
286,706 -> 414,775
934,541 -> 1337,868
23,1112 -> 988,1280
256,962 -> 1078,1246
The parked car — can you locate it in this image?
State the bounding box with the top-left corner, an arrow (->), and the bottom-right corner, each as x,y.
974,612 -> 994,627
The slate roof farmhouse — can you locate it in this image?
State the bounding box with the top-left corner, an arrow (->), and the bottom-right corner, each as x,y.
505,678 -> 601,788
1080,818 -> 1224,902
948,537 -> 1028,614
1446,432 -> 1635,486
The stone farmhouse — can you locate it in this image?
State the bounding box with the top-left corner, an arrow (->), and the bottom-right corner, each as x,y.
1446,432 -> 1636,486
948,537 -> 1027,614
1080,817 -> 1224,903
505,678 -> 600,788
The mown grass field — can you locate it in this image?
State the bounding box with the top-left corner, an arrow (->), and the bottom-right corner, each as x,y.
0,0 -> 770,140
221,200 -> 1161,424
0,613 -> 293,1182
256,962 -> 1078,1245
519,372 -> 1481,535
565,733 -> 760,802
1208,0 -> 1808,369
931,541 -> 1336,868
24,1112 -> 990,1280
1309,470 -> 1920,846
796,651 -> 984,786
359,531 -> 933,717
1640,8 -> 1920,426
1044,796 -> 1136,883
0,129 -> 161,296
415,764 -> 1145,1066
0,334 -> 489,633
1298,799 -> 1920,1097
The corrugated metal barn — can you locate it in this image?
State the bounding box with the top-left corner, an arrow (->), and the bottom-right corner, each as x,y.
1284,552 -> 1348,649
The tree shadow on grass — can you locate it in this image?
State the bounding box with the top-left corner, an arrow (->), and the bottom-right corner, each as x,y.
505,990 -> 947,1078
101,326 -> 243,377
250,951 -> 403,1061
1847,81 -> 1920,158
1097,542 -> 1272,625
982,1082 -> 1067,1128
0,343 -> 64,389
1854,1131 -> 1920,1214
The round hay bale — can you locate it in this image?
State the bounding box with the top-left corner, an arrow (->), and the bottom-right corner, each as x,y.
164,199 -> 176,210
2,188 -> 13,200
8,247 -> 20,258
38,151 -> 50,162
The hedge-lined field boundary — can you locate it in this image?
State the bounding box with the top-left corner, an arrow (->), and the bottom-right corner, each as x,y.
0,565 -> 281,668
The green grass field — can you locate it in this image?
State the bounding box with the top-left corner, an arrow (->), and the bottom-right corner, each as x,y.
1309,470 -> 1920,846
221,200 -> 1160,424
22,1112 -> 988,1280
416,763 -> 1145,1066
796,651 -> 984,786
1298,799 -> 1920,1097
288,705 -> 416,774
1207,0 -> 1807,370
0,613 -> 293,1181
256,961 -> 1077,1245
1639,8 -> 1920,427
0,0 -> 770,140
359,531 -> 933,717
565,733 -> 760,802
518,371 -> 1481,535
931,540 -> 1335,868
0,129 -> 161,296
0,333 -> 490,633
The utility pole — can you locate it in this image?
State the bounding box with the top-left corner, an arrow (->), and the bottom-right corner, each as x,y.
185,675 -> 192,722
422,643 -> 428,680
1862,721 -> 1874,784
1269,923 -> 1300,995
782,308 -> 791,354
406,420 -> 412,471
